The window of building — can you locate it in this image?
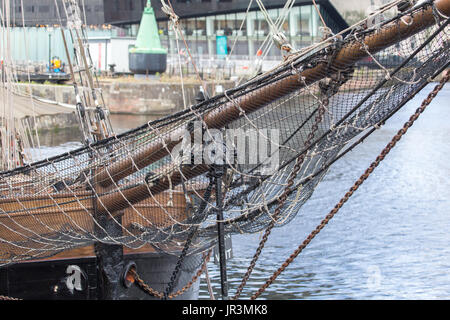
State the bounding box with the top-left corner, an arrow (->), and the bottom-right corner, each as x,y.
253,11 -> 270,38
195,17 -> 207,37
235,12 -> 247,37
183,18 -> 196,36
39,6 -> 50,13
214,14 -> 228,36
158,21 -> 168,36
297,6 -> 313,38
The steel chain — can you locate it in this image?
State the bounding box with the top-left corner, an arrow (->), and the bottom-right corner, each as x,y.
250,70 -> 450,300
233,97 -> 329,299
129,249 -> 212,299
164,167 -> 218,299
163,227 -> 199,299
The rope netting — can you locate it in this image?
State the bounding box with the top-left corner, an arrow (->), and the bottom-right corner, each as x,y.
0,1 -> 448,266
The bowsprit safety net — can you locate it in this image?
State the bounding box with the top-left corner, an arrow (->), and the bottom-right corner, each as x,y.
0,0 -> 449,266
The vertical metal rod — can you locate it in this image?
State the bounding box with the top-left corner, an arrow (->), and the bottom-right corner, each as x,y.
48,34 -> 52,72
215,167 -> 228,300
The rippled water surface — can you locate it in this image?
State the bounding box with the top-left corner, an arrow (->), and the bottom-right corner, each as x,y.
34,84 -> 450,300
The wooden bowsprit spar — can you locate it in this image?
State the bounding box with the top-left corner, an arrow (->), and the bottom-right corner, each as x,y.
95,0 -> 450,215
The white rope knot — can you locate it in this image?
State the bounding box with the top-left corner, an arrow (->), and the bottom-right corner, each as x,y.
161,0 -> 179,26
299,75 -> 307,85
320,26 -> 335,40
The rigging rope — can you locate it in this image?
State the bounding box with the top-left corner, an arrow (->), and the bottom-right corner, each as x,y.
0,295 -> 21,301
162,0 -> 210,99
250,69 -> 450,300
0,1 -> 448,290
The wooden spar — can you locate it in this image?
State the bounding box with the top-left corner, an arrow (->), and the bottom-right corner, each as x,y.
94,0 -> 450,214
97,164 -> 209,214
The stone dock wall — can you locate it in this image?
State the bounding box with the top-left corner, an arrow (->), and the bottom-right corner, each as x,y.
16,79 -> 235,117
22,112 -> 80,132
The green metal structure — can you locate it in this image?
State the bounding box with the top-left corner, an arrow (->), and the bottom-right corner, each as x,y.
129,0 -> 167,74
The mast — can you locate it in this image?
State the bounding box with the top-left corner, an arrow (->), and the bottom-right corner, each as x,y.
59,0 -> 114,144
0,0 -> 29,170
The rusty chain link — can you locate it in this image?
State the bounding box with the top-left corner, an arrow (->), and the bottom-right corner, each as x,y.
233,97 -> 329,299
249,70 -> 450,300
128,249 -> 212,299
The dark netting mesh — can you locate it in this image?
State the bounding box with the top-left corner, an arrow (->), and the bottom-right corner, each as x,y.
0,1 -> 449,266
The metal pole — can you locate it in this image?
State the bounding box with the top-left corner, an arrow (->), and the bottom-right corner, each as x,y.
215,165 -> 228,300
49,34 -> 52,72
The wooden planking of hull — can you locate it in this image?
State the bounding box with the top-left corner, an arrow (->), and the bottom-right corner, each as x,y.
0,186 -> 202,261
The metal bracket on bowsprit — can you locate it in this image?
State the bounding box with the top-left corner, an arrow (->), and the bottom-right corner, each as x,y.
208,163 -> 226,179
144,171 -> 160,187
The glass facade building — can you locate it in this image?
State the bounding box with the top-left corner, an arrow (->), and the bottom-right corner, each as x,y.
7,0 -> 105,26
156,5 -> 331,57
7,0 -> 348,58
4,0 -> 348,73
104,0 -> 348,58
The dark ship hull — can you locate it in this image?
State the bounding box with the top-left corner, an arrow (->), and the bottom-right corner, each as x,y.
0,248 -> 202,300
